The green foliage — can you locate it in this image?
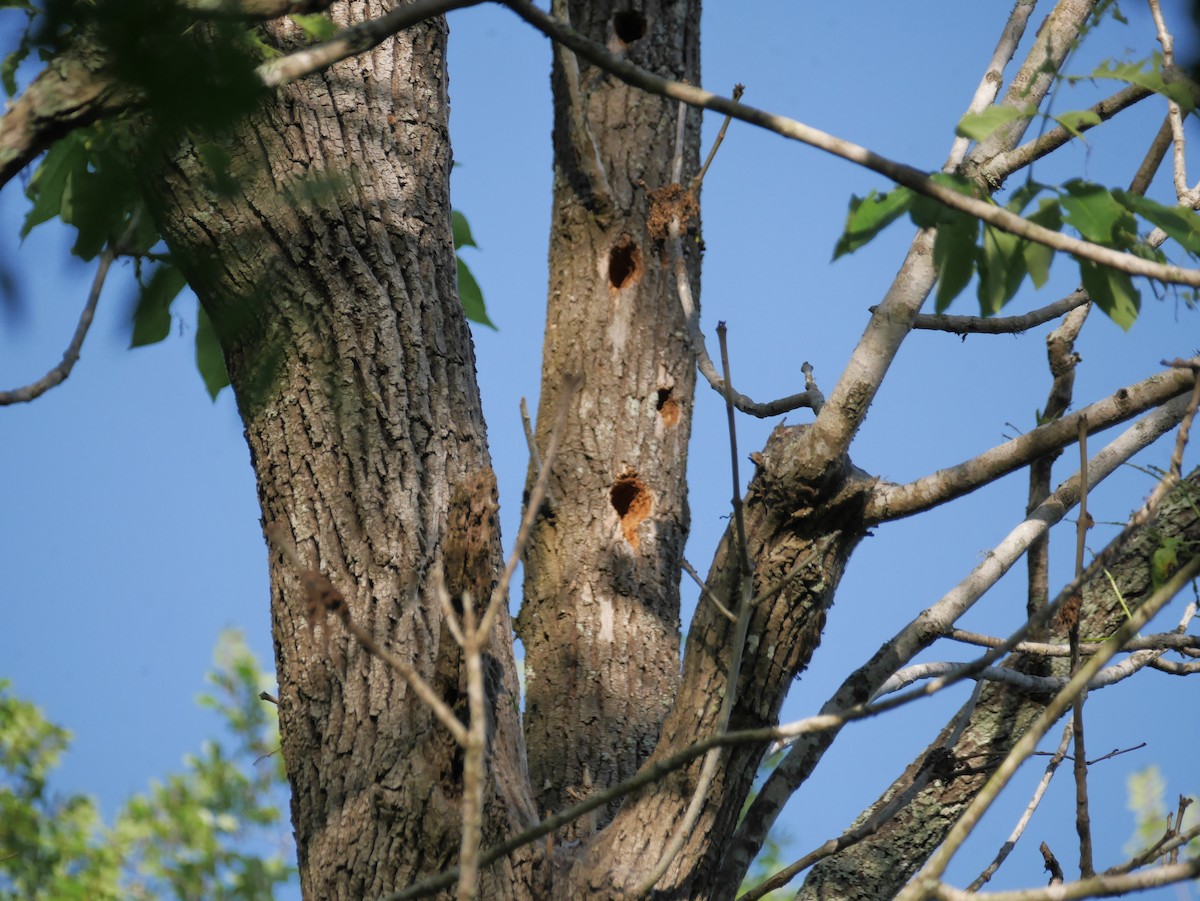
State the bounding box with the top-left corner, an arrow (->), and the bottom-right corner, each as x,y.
834,168 -> 1200,329
0,631 -> 295,900
289,14 -> 337,42
831,188 -> 913,260
1124,766 -> 1199,859
1072,55 -> 1198,113
955,106 -> 1034,143
453,210 -> 495,329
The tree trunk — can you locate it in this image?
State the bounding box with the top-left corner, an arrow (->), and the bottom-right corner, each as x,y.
561,427 -> 874,898
141,9 -> 539,898
517,0 -> 702,828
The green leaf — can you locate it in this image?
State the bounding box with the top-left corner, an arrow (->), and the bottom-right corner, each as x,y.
832,187 -> 913,259
1151,536 -> 1183,588
1077,257 -> 1139,329
1080,56 -> 1197,112
1005,181 -> 1049,216
1053,109 -> 1102,138
955,105 -> 1032,142
932,218 -> 978,313
457,257 -> 495,329
977,225 -> 1026,315
290,13 -> 338,41
130,264 -> 187,347
1060,180 -> 1129,244
1113,190 -> 1200,256
195,306 -> 230,399
21,134 -> 87,238
909,173 -> 980,230
451,210 -> 477,249
1023,199 -> 1063,288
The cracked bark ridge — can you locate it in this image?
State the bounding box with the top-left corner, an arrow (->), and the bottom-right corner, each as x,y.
140,7 -> 538,898
516,0 -> 703,831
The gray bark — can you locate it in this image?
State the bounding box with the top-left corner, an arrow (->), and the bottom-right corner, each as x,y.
517,0 -> 702,829
141,8 -> 539,898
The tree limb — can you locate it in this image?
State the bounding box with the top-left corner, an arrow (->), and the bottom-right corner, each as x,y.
866,362 -> 1197,523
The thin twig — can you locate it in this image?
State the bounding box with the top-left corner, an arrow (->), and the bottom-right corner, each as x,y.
691,84 -> 744,191
476,375 -> 578,643
1148,0 -> 1188,197
946,628 -> 1200,657
934,857 -> 1200,901
681,557 -> 736,623
970,723 -> 1074,891
457,591 -> 485,901
264,524 -> 468,746
519,397 -> 541,476
0,215 -> 140,405
1107,822 -> 1200,875
743,685 -> 985,901
943,0 -> 1038,171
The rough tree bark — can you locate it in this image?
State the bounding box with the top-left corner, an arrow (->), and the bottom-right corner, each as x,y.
141,9 -> 540,898
517,0 -> 702,827
10,0 -> 1199,898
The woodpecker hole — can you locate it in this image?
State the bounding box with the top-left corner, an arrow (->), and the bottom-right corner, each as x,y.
656,387 -> 680,427
613,10 -> 647,45
608,236 -> 642,291
610,471 -> 651,548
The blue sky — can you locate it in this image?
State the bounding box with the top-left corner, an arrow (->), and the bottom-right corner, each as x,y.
2,1 -> 1197,896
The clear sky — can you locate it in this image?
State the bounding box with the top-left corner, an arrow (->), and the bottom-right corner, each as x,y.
1,1 -> 1197,897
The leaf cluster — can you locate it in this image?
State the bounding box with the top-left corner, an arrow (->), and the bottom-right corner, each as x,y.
0,630 -> 295,900
833,176 -> 1200,330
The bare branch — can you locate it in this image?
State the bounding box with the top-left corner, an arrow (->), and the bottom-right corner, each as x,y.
742,686 -> 985,901
946,628 -> 1200,657
258,0 -> 484,88
478,375 -> 577,643
903,291 -> 1089,335
682,558 -> 736,623
866,362 -> 1198,523
1148,0 -> 1188,197
1,216 -> 141,405
934,858 -> 1200,901
969,723 -> 1074,891
943,0 -> 1039,172
639,325 -> 757,893
691,83 -> 744,191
